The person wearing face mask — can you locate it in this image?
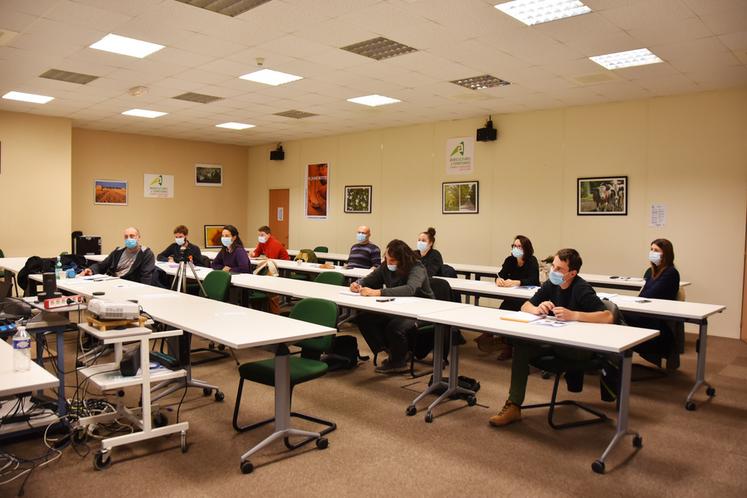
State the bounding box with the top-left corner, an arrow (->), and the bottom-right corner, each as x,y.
346,225 -> 381,269
82,226 -> 156,285
349,239 -> 434,373
489,248 -> 612,427
624,238 -> 681,367
211,225 -> 251,273
416,227 -> 443,277
249,225 -> 289,260
157,225 -> 203,264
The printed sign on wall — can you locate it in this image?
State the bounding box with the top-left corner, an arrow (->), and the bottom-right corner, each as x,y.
446,137 -> 475,175
144,174 -> 174,198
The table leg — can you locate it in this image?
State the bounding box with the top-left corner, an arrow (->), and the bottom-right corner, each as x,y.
685,320 -> 715,410
56,330 -> 66,416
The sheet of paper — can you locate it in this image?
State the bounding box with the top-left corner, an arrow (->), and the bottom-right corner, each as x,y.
500,311 -> 542,323
596,292 -> 618,299
339,290 -> 362,296
535,318 -> 569,327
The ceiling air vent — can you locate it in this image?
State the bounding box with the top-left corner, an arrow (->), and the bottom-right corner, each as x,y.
450,75 -> 511,90
175,0 -> 272,17
39,69 -> 99,85
341,37 -> 417,61
571,72 -> 618,85
274,110 -> 318,119
172,92 -> 224,104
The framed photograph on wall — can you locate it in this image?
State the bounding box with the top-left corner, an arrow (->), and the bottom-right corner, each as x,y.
442,181 -> 478,214
195,164 -> 222,186
344,185 -> 372,213
94,179 -> 128,206
204,225 -> 225,249
577,176 -> 627,215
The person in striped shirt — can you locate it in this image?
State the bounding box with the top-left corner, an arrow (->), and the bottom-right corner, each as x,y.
346,225 -> 381,269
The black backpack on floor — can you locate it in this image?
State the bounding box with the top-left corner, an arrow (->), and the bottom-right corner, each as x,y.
322,335 -> 369,371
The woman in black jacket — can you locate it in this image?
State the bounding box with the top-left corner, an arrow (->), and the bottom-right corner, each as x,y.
416,227 -> 443,277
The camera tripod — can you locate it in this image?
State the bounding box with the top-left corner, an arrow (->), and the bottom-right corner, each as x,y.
170,256 -> 206,296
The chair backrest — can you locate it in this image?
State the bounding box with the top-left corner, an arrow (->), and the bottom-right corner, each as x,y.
314,271 -> 345,286
294,248 -> 318,263
429,277 -> 453,302
201,270 -> 231,302
0,248 -> 4,258
290,298 -> 338,352
438,264 -> 457,278
602,299 -> 625,325
313,246 -> 328,253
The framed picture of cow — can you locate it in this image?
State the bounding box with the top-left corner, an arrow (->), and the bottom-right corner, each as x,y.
577,176 -> 627,215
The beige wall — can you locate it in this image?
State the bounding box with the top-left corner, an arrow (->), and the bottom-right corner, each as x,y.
247,88 -> 747,338
0,111 -> 71,256
72,129 -> 248,254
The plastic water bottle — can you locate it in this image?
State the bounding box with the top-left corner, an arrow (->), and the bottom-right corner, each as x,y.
55,256 -> 63,280
13,325 -> 32,372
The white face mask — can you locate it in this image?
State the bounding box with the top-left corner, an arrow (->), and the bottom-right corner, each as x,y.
511,247 -> 524,259
175,237 -> 185,246
648,251 -> 662,265
258,235 -> 268,244
416,241 -> 428,252
356,232 -> 366,242
387,264 -> 397,272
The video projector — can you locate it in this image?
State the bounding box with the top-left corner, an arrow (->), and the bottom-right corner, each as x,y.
87,299 -> 140,321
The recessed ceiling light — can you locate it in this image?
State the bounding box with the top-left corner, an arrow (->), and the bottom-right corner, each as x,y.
90,33 -> 165,58
341,37 -> 418,61
216,122 -> 255,130
175,0 -> 272,17
39,68 -> 99,85
122,108 -> 167,118
451,74 -> 511,90
495,0 -> 591,26
2,91 -> 54,104
239,69 -> 303,86
347,95 -> 401,107
589,48 -> 663,70
274,110 -> 318,119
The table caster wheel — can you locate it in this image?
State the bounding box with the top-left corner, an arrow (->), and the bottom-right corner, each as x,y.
316,437 -> 328,450
706,387 -> 716,397
72,427 -> 88,444
591,460 -> 605,474
240,461 -> 254,474
153,412 -> 168,427
424,412 -> 433,423
208,342 -> 216,350
467,395 -> 477,407
214,391 -> 225,402
93,451 -> 111,471
632,435 -> 643,448
406,405 -> 417,417
218,344 -> 226,351
203,387 -> 212,396
685,401 -> 696,411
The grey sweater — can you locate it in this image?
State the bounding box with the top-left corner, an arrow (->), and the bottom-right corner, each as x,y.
359,261 -> 434,299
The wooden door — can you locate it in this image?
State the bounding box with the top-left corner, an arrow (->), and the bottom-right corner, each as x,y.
269,189 -> 289,248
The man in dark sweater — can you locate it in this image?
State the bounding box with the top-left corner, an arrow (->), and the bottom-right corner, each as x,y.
489,248 -> 612,427
82,227 -> 156,285
157,224 -> 203,264
346,225 -> 381,269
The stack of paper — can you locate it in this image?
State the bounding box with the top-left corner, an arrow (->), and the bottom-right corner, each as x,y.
500,311 -> 542,323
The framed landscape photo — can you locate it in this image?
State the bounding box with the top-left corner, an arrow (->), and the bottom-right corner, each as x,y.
577,176 -> 628,215
344,185 -> 372,213
204,225 -> 224,249
442,181 -> 478,214
94,179 -> 128,206
195,164 -> 222,186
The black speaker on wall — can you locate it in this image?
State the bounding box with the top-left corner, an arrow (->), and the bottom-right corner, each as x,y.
270,144 -> 284,161
476,116 -> 497,142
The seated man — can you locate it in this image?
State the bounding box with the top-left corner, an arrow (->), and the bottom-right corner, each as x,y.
157,224 -> 203,264
82,227 -> 156,285
249,225 -> 289,260
489,248 -> 613,427
346,225 -> 381,269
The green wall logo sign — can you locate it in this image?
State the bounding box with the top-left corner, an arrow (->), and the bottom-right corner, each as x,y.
446,136 -> 474,175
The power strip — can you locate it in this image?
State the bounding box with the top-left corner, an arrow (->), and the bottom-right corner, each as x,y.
44,295 -> 85,309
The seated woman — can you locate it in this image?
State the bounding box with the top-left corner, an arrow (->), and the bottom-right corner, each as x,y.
416,227 -> 443,277
211,225 -> 250,274
623,238 -> 681,367
475,235 -> 539,359
350,239 -> 434,374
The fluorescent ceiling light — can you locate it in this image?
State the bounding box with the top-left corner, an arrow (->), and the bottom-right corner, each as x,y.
495,0 -> 591,26
216,122 -> 255,130
2,91 -> 54,104
239,69 -> 303,86
346,95 -> 401,107
589,48 -> 663,70
122,108 -> 167,118
89,33 -> 164,58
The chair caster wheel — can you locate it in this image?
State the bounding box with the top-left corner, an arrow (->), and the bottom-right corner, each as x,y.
93,451 -> 111,471
218,344 -> 226,351
685,401 -> 696,411
541,371 -> 552,380
117,390 -> 125,397
214,391 -> 225,402
466,395 -> 477,407
203,387 -> 212,396
424,412 -> 433,423
632,435 -> 643,448
591,460 -> 605,474
153,413 -> 168,427
240,461 -> 254,474
706,387 -> 715,397
181,432 -> 188,453
406,405 -> 417,417
316,437 -> 328,450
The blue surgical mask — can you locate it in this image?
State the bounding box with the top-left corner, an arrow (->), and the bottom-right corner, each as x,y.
356,232 -> 366,242
416,241 -> 428,252
548,269 -> 564,286
511,247 -> 524,259
648,251 -> 662,265
175,237 -> 185,246
258,235 -> 268,244
221,237 -> 232,247
387,264 -> 397,272
124,238 -> 137,249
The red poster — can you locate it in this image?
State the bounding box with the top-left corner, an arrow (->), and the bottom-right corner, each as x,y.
305,163 -> 328,218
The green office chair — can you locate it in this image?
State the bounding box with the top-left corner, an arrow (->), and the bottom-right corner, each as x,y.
192,271 -> 237,365
232,298 -> 338,466
313,271 -> 345,286
312,246 -> 328,253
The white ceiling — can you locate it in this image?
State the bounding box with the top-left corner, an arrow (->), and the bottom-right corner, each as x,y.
1,0 -> 745,146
